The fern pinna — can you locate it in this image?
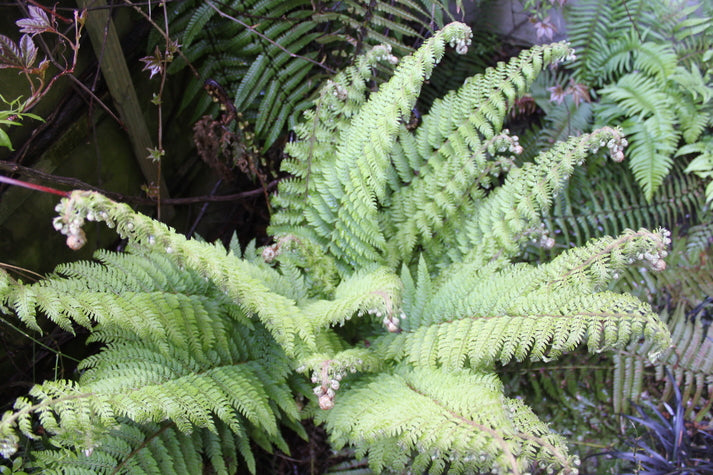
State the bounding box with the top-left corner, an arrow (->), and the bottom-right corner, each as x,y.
1,23 -> 671,474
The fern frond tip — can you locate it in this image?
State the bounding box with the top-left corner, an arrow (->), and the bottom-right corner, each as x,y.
443,22 -> 473,55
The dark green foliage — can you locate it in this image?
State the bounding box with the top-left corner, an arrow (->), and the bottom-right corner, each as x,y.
29,421 -> 243,475
417,30 -> 500,109
508,221 -> 713,472
542,162 -> 705,252
564,0 -> 713,201
612,306 -> 713,417
162,0 -> 450,149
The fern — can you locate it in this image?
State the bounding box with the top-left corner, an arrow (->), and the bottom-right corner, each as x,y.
27,420 -> 245,475
538,161 -> 705,253
565,0 -> 713,201
322,367 -> 570,474
565,0 -> 646,87
161,0 -> 447,149
508,301 -> 713,431
0,23 -> 674,474
596,71 -> 680,200
511,225 -> 713,456
607,227 -> 713,418
0,248 -> 303,471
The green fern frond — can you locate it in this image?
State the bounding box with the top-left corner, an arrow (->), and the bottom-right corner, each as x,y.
597,73 -> 671,120
683,142 -> 713,202
181,2 -> 216,48
375,230 -> 670,371
633,42 -> 678,80
303,267 -> 402,329
613,225 -> 713,314
270,44 -> 402,240
28,420 -> 252,475
162,0 -> 327,147
418,31 -> 498,109
599,227 -> 713,417
320,367 -> 576,474
0,250 -> 301,469
327,2 -> 423,46
566,0 -> 642,85
47,193 -> 317,356
386,42 -> 576,263
623,116 -> 678,201
452,127 -> 628,266
273,22 -> 474,270
684,217 -> 713,256
648,0 -> 713,53
567,0 -> 713,202
567,0 -> 712,85
326,23 -> 472,267
52,249 -> 216,296
596,73 -> 681,200
2,241 -> 310,353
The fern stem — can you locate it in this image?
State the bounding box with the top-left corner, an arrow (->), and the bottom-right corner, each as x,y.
110,422 -> 174,475
0,317 -> 81,363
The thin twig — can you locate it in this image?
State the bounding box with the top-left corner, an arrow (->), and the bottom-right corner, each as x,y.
0,262 -> 44,281
153,1 -> 172,219
12,1 -> 122,124
0,160 -> 103,193
187,179 -> 222,238
121,0 -> 201,79
0,174 -> 69,197
0,161 -> 278,205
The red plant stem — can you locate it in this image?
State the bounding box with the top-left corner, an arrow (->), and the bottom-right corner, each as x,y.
0,175 -> 69,197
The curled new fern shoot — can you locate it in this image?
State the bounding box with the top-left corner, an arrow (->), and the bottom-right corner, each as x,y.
0,23 -> 672,474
